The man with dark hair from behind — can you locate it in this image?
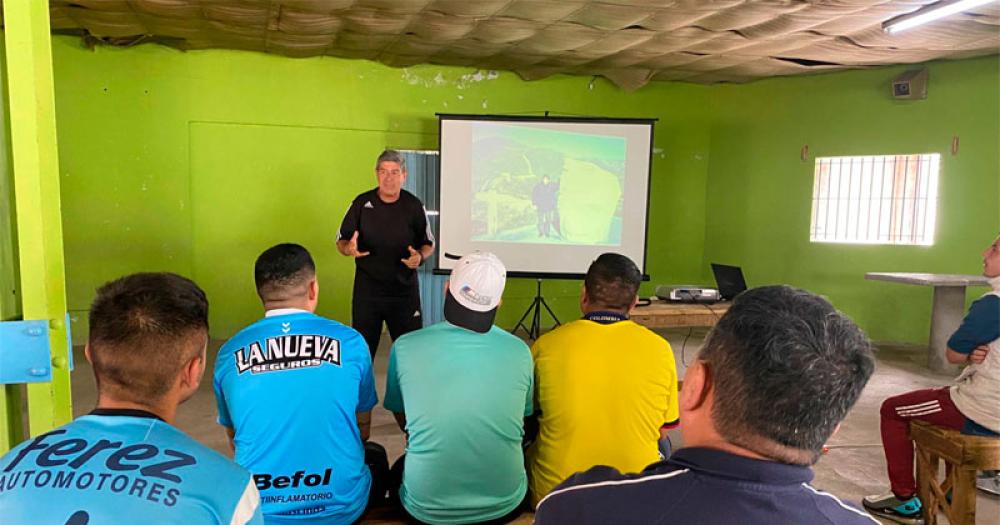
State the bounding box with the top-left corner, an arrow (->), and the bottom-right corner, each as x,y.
527,253 -> 680,506
214,243 -> 387,525
535,285 -> 879,525
384,251 -> 533,525
0,273 -> 263,524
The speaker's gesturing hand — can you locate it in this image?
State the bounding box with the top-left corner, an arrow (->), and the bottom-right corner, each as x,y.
346,231 -> 370,258
401,245 -> 422,269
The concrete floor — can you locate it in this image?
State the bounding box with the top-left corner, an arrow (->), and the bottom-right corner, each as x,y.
68,328 -> 1000,524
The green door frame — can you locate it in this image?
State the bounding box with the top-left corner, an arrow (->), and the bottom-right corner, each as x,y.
0,0 -> 73,451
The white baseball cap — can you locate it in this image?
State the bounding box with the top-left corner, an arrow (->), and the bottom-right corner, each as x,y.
445,251 -> 506,332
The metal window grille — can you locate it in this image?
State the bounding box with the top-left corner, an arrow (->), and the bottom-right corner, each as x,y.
810,154 -> 939,246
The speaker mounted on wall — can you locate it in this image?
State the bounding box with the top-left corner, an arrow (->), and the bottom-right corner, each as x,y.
892,68 -> 929,100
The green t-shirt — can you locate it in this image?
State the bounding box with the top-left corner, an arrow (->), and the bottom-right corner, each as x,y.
384,322 -> 533,524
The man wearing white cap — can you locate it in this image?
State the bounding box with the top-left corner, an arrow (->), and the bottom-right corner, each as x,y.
383,252 -> 533,525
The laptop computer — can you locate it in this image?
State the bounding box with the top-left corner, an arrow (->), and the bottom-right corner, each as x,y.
711,263 -> 748,301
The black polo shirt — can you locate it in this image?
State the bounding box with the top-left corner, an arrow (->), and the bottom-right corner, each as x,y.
338,188 -> 434,298
534,447 -> 878,525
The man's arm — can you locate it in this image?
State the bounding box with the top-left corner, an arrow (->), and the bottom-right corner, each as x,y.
337,231 -> 370,257
946,295 -> 999,364
336,199 -> 369,257
401,205 -> 435,268
523,353 -> 537,445
336,239 -> 352,256
947,344 -> 990,364
232,478 -> 265,525
383,346 -> 407,434
418,243 -> 434,262
523,414 -> 539,446
402,245 -> 430,270
392,411 -> 407,433
415,204 -> 435,261
357,411 -> 372,442
213,371 -> 238,454
224,426 -> 236,453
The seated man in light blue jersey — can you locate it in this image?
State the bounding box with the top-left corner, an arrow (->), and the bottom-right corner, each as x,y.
384,251 -> 533,525
0,273 -> 263,524
214,243 -> 388,525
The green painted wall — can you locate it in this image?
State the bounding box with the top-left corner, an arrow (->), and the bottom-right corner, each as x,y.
49,35 -> 712,339
47,33 -> 999,345
704,56 -> 1000,343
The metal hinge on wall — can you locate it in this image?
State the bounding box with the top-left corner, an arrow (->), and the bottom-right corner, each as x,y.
0,313 -> 73,384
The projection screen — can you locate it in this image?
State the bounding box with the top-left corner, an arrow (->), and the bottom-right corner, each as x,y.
437,114 -> 654,277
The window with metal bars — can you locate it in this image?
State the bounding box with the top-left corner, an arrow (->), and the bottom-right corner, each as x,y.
809,153 -> 939,246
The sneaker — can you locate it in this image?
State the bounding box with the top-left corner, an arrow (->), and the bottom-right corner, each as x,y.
977,471 -> 1000,496
862,492 -> 924,525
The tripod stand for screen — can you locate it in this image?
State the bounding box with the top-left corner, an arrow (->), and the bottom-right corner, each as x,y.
513,279 -> 561,340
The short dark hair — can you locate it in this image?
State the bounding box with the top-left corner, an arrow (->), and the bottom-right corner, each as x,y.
88,273 -> 209,402
254,243 -> 316,301
584,253 -> 641,311
375,149 -> 406,171
699,285 -> 875,465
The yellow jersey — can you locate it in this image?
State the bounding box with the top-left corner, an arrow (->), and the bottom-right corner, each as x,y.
527,318 -> 679,506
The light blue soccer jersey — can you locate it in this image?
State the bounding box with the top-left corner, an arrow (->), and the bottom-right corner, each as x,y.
0,410 -> 262,524
214,310 -> 377,524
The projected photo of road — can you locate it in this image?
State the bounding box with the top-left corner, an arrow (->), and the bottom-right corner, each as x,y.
470,122 -> 626,245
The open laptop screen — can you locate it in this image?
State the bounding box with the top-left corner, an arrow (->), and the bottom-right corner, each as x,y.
711,263 -> 748,301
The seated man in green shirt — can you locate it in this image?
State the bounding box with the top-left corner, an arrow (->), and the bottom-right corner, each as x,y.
384,251 -> 533,525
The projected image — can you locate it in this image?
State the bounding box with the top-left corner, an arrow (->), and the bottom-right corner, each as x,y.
471,123 -> 626,245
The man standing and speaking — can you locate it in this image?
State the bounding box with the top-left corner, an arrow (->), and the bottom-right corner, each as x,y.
337,149 -> 435,357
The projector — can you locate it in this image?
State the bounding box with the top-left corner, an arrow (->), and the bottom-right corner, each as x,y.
655,285 -> 720,303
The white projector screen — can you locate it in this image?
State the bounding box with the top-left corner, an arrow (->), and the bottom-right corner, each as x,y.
437,114 -> 654,277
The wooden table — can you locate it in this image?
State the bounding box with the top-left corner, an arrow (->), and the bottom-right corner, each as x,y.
630,300 -> 729,329
865,272 -> 989,373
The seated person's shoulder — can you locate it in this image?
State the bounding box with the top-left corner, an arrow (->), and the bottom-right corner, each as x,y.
536,461 -> 689,521
539,461 -> 685,506
969,292 -> 999,320
145,426 -> 258,516
403,189 -> 425,206
317,316 -> 364,338
970,293 -> 1000,318
632,322 -> 669,339
152,423 -> 252,479
393,324 -> 435,346
967,293 -> 1000,324
493,329 -> 533,364
489,326 -> 530,347
615,321 -> 675,360
534,319 -> 590,344
220,321 -> 266,351
0,419 -> 253,510
948,292 -> 1000,353
309,315 -> 370,350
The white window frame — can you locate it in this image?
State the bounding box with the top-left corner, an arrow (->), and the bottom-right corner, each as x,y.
809,153 -> 939,246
